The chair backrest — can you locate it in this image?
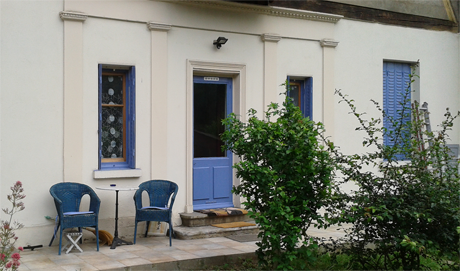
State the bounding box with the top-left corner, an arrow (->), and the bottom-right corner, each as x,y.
135,180 -> 178,209
49,182 -> 99,214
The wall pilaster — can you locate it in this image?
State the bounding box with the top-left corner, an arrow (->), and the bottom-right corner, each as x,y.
148,22 -> 171,179
261,33 -> 281,117
61,11 -> 87,182
320,38 -> 339,141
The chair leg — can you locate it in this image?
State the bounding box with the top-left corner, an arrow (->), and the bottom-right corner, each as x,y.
133,221 -> 138,244
78,227 -> 83,244
58,227 -> 64,255
49,224 -> 60,246
95,225 -> 99,251
144,221 -> 150,237
168,221 -> 173,246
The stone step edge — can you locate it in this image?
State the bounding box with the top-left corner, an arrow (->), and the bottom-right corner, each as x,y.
174,225 -> 260,240
180,212 -> 252,227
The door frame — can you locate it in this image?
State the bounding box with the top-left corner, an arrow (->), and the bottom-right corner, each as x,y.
185,60 -> 247,213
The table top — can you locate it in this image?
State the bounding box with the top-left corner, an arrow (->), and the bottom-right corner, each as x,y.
96,186 -> 138,191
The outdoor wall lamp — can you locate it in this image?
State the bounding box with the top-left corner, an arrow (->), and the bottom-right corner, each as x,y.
213,37 -> 228,49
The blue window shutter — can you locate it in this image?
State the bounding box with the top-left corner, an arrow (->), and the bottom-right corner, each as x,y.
98,64 -> 102,170
127,66 -> 136,168
303,78 -> 313,119
286,76 -> 291,98
383,62 -> 411,160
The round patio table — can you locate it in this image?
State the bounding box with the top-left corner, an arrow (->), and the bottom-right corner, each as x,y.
96,186 -> 138,249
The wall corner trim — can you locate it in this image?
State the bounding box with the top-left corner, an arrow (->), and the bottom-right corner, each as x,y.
60,11 -> 88,22
320,39 -> 339,48
261,33 -> 281,42
147,22 -> 172,32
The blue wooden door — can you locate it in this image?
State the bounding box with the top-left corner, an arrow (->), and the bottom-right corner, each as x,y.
193,76 -> 233,210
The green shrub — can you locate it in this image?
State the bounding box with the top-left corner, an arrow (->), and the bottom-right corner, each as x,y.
324,80 -> 460,270
222,86 -> 335,270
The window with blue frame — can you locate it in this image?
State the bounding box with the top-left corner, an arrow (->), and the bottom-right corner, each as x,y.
98,65 -> 135,169
287,77 -> 313,119
383,62 -> 412,160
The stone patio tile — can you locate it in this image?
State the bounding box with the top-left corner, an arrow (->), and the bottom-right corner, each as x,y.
61,262 -> 98,271
147,254 -> 177,264
190,249 -> 224,258
91,259 -> 126,270
212,248 -> 246,255
131,248 -> 164,259
76,253 -> 112,262
50,254 -> 85,265
151,245 -> 181,252
104,251 -> 139,260
119,256 -> 153,267
205,237 -> 231,243
121,244 -> 150,251
179,239 -> 214,245
216,240 -> 244,248
20,252 -> 56,263
22,259 -> 63,270
173,244 -> 207,251
17,264 -> 31,271
170,251 -> 201,260
232,244 -> 258,253
201,243 -> 228,250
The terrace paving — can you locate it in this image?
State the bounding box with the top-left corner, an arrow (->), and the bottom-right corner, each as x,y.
18,226 -> 346,270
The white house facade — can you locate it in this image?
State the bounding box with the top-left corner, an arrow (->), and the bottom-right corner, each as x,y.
1,0 -> 458,248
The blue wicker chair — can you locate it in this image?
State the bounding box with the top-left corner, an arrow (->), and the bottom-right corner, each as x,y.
49,182 -> 101,255
133,180 -> 178,246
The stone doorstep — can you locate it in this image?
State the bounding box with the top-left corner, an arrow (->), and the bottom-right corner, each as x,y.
174,224 -> 260,240
177,212 -> 259,240
180,212 -> 251,227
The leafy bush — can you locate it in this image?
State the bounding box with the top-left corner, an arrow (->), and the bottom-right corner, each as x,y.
324,82 -> 460,270
222,88 -> 335,270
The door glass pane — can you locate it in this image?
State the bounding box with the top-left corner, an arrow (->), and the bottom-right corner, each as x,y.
194,83 -> 226,158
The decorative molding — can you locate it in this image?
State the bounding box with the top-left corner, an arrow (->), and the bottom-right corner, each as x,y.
59,11 -> 88,22
173,0 -> 342,23
320,38 -> 339,48
147,22 -> 172,32
261,33 -> 281,42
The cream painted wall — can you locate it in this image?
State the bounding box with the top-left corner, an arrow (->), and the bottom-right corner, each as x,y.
0,0 -> 64,246
1,0 -> 458,248
333,19 -> 460,193
333,19 -> 460,158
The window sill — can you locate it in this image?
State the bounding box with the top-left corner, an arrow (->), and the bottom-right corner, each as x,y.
93,169 -> 142,179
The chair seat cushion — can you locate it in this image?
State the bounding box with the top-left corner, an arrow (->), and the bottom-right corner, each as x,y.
141,206 -> 169,210
63,211 -> 94,216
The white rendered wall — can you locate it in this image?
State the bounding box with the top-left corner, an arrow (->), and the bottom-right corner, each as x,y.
0,0 -> 64,246
333,19 -> 460,192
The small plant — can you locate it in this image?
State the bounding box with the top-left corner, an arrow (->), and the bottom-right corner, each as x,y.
222,84 -> 335,270
0,181 -> 25,270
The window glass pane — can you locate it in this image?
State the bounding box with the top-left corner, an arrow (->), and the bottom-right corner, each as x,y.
289,84 -> 300,107
102,75 -> 123,105
101,106 -> 124,159
194,83 -> 226,158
